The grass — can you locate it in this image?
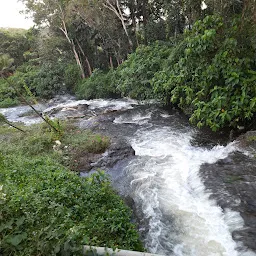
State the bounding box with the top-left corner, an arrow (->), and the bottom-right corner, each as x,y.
0,123 -> 143,256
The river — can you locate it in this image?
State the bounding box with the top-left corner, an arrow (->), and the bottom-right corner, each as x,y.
1,96 -> 255,256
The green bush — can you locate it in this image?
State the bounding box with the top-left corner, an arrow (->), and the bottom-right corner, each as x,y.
0,78 -> 19,107
152,15 -> 256,131
8,67 -> 39,97
76,69 -> 120,99
33,62 -> 81,98
33,62 -> 68,98
115,41 -> 173,100
64,64 -> 82,91
0,124 -> 143,255
0,97 -> 19,108
3,62 -> 81,101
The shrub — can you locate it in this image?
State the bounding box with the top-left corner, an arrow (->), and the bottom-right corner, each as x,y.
76,69 -> 120,99
33,62 -> 68,98
64,63 -> 82,92
115,41 -> 173,100
0,124 -> 143,255
0,97 -> 19,108
152,15 -> 256,131
0,78 -> 19,107
4,62 -> 81,101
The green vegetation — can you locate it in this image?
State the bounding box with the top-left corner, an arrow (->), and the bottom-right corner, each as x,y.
152,15 -> 256,131
1,0 -> 256,132
0,124 -> 143,255
76,69 -> 120,100
0,62 -> 81,106
1,1 -> 256,254
76,15 -> 256,131
115,42 -> 173,101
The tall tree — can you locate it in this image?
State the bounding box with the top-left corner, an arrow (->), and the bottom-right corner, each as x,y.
21,0 -> 85,78
0,28 -> 30,67
102,0 -> 133,48
71,0 -> 131,67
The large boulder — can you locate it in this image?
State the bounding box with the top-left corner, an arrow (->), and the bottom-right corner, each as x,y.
92,138 -> 135,169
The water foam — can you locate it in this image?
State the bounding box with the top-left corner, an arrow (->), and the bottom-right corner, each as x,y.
126,127 -> 252,256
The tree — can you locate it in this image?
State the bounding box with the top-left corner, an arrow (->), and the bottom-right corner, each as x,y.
71,0 -> 131,67
0,28 -> 30,67
21,0 -> 85,78
102,0 -> 133,48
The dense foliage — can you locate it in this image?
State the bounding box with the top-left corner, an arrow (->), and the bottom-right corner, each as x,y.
1,1 -> 256,131
153,16 -> 256,131
0,28 -> 30,67
76,69 -> 120,99
78,15 -> 256,131
0,61 -> 81,104
115,42 -> 173,100
0,125 -> 142,255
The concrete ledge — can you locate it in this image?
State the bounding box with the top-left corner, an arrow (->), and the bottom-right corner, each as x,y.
83,245 -> 164,256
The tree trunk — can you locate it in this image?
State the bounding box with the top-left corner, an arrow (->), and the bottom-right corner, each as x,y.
76,39 -> 92,76
109,56 -> 114,68
58,4 -> 85,79
71,41 -> 86,79
142,0 -> 149,44
130,0 -> 139,47
103,0 -> 133,48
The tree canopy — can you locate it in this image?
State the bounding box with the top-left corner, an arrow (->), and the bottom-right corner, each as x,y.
0,0 -> 256,131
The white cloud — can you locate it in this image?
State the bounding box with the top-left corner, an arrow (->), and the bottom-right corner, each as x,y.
0,0 -> 34,29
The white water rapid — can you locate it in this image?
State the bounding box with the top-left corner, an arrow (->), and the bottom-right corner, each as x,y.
114,111 -> 255,256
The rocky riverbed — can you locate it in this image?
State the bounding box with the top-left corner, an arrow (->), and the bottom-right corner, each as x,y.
1,96 -> 256,255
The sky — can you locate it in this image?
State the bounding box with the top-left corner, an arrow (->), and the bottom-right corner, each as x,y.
0,0 -> 34,29
0,0 -> 208,30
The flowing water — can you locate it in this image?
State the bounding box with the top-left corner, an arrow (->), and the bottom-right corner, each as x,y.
1,97 -> 255,256
109,107 -> 256,256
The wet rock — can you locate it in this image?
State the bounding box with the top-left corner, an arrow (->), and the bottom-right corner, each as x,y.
200,151 -> 256,251
45,104 -> 89,119
79,114 -> 116,130
76,104 -> 89,112
67,134 -> 135,173
92,138 -> 135,169
237,130 -> 256,150
73,152 -> 101,172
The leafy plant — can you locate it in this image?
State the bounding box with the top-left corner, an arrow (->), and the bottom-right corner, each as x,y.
76,69 -> 120,99
152,15 -> 256,131
115,41 -> 173,100
0,124 -> 143,255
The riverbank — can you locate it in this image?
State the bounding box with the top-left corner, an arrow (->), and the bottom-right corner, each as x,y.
0,123 -> 143,255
